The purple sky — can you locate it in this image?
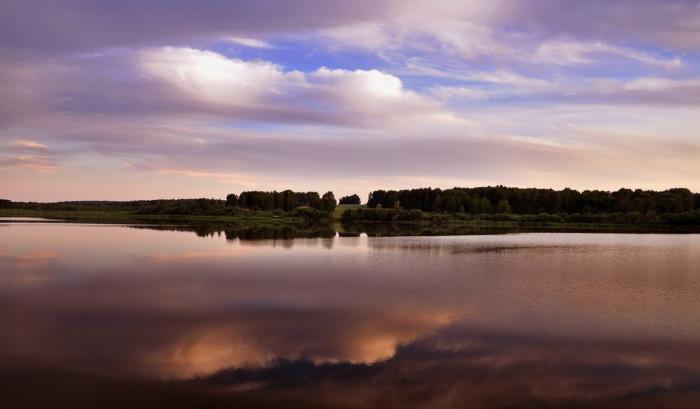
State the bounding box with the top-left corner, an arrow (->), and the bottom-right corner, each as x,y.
2,0 -> 700,201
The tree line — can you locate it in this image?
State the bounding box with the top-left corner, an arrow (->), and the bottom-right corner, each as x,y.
226,190 -> 336,212
367,186 -> 700,215
5,186 -> 699,218
0,189 -> 337,214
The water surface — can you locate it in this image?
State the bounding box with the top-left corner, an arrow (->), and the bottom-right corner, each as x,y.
0,216 -> 60,222
1,222 -> 699,408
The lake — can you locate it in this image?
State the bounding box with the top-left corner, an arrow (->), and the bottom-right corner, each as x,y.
1,221 -> 700,408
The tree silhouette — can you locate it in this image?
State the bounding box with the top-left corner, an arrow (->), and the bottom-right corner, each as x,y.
339,194 -> 361,205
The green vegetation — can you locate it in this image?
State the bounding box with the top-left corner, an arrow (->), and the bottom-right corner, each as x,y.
334,204 -> 365,220
341,207 -> 700,229
0,193 -> 336,224
353,186 -> 700,228
0,207 -> 328,225
3,186 -> 700,231
232,190 -> 336,212
0,189 -> 336,217
367,186 -> 700,215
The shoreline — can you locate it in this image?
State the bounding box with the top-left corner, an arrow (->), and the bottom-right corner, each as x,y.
3,208 -> 700,235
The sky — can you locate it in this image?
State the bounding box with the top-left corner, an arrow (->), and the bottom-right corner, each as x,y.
1,0 -> 700,201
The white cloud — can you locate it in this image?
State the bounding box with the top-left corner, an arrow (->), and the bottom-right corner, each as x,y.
319,10 -> 515,62
138,47 -> 290,105
308,0 -> 694,78
321,23 -> 397,52
466,71 -> 553,91
426,71 -> 700,105
136,47 -> 438,125
311,67 -> 423,104
535,40 -> 682,68
623,77 -> 700,91
225,37 -> 274,49
430,85 -> 489,101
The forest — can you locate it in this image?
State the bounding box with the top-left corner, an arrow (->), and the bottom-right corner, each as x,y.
229,190 -> 336,212
4,186 -> 700,227
0,190 -> 336,215
367,186 -> 700,215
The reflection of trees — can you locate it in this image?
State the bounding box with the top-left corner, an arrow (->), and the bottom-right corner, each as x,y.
129,220 -> 700,241
340,222 -> 524,237
339,221 -> 699,236
128,223 -> 337,240
230,225 -> 336,241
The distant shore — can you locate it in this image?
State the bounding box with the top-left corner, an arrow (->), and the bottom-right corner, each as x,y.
3,206 -> 700,235
0,208 -> 311,225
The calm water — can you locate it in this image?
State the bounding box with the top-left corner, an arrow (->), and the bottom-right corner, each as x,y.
1,222 -> 700,408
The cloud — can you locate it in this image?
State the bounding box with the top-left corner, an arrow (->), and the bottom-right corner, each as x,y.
429,73 -> 700,106
137,47 -> 438,125
5,1 -> 698,60
154,168 -> 260,187
0,46 -> 442,132
0,138 -> 59,171
8,104 -> 700,201
430,86 -> 489,101
500,0 -> 700,52
0,0 -> 394,52
138,47 -> 290,105
314,0 -> 699,66
1,1 -> 700,199
225,37 -> 274,49
623,77 -> 700,92
12,139 -> 48,150
535,40 -> 682,68
0,155 -> 58,171
1,47 -> 438,127
466,70 -> 554,91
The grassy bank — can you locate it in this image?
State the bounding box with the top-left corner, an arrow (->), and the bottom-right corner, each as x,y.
5,205 -> 700,236
333,204 -> 365,219
0,208 -> 317,225
339,207 -> 700,233
338,220 -> 700,236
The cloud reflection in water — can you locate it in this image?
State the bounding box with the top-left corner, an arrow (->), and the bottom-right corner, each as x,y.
1,223 -> 700,408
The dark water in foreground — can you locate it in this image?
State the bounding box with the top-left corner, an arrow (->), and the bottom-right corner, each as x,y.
1,222 -> 700,408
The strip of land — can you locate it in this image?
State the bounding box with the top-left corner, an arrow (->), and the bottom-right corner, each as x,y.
3,185 -> 700,233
